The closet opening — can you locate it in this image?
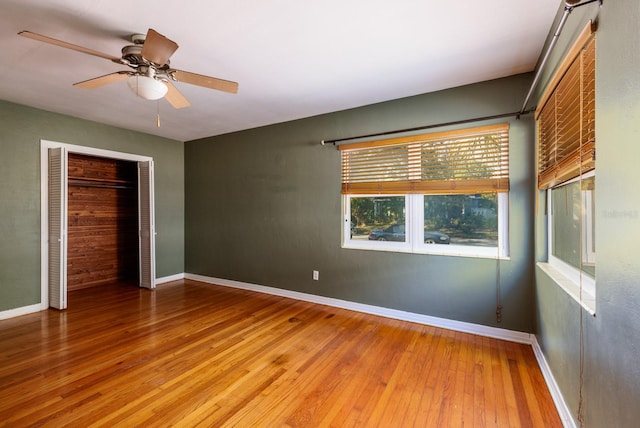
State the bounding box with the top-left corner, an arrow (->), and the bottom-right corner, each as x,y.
67,153 -> 139,291
41,140 -> 156,310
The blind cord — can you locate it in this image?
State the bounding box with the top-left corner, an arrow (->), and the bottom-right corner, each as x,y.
577,171 -> 586,427
577,49 -> 586,427
496,234 -> 502,323
494,187 -> 503,323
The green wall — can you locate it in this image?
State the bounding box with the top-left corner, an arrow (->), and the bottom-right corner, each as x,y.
185,73 -> 537,332
0,100 -> 185,312
534,0 -> 640,426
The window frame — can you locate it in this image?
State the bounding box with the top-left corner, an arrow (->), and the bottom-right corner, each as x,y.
546,172 -> 596,299
342,192 -> 509,259
343,194 -> 412,253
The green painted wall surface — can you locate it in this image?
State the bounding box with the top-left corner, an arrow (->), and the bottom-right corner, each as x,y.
534,0 -> 640,426
0,100 -> 185,312
185,73 -> 536,332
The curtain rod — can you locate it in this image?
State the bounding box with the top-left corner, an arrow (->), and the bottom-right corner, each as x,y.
520,0 -> 602,115
320,109 -> 533,146
321,0 -> 603,147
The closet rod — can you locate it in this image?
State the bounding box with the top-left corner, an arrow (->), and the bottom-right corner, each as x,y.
68,182 -> 135,190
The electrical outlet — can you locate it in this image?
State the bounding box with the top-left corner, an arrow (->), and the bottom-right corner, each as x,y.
312,270 -> 319,281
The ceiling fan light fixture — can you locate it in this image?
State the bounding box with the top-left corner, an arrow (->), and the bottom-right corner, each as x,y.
127,75 -> 168,100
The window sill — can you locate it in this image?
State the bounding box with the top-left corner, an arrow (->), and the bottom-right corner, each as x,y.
342,242 -> 510,260
537,262 -> 596,315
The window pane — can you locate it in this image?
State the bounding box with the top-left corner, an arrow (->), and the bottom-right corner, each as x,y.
424,194 -> 497,246
350,196 -> 406,242
551,177 -> 596,278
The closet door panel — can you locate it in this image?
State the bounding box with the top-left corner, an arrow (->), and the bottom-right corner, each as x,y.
138,160 -> 155,289
48,147 -> 67,309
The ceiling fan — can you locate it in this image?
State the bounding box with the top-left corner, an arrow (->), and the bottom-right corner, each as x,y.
18,28 -> 238,109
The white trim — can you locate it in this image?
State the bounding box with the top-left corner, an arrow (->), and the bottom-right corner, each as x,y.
0,303 -> 46,321
537,263 -> 596,315
581,189 -> 596,265
40,144 -> 49,308
40,140 -> 153,162
497,192 -> 510,257
156,273 -> 185,284
547,254 -> 596,296
185,273 -> 533,344
531,336 -> 577,428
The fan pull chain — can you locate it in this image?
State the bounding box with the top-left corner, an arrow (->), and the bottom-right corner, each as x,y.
156,100 -> 161,127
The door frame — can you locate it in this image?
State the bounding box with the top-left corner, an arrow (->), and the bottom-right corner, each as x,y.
40,140 -> 156,309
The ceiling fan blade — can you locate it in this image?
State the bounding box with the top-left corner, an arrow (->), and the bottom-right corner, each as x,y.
73,72 -> 129,89
18,31 -> 120,62
164,81 -> 191,109
141,29 -> 178,66
171,70 -> 239,94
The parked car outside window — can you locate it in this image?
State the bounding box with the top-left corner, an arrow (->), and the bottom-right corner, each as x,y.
368,224 -> 450,244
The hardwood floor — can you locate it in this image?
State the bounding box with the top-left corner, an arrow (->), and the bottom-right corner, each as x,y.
0,280 -> 562,427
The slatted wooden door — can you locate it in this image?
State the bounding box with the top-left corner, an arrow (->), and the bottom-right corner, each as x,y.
138,160 -> 156,289
48,147 -> 67,309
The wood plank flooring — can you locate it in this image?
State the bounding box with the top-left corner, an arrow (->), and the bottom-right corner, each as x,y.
0,280 -> 562,427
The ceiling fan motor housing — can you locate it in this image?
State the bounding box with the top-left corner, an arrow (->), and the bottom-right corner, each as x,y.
121,44 -> 171,69
131,33 -> 146,44
121,45 -> 144,65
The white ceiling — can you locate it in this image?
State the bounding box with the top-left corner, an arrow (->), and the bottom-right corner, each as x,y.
0,0 -> 560,141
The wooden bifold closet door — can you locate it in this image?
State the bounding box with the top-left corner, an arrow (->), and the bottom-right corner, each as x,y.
67,153 -> 139,291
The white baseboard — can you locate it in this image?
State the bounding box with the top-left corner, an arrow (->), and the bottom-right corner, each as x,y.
185,273 -> 533,344
156,273 -> 185,285
531,337 -> 576,428
0,303 -> 47,320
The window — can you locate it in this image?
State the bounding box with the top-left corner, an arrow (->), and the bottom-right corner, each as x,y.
547,174 -> 596,295
537,22 -> 596,309
342,124 -> 509,258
